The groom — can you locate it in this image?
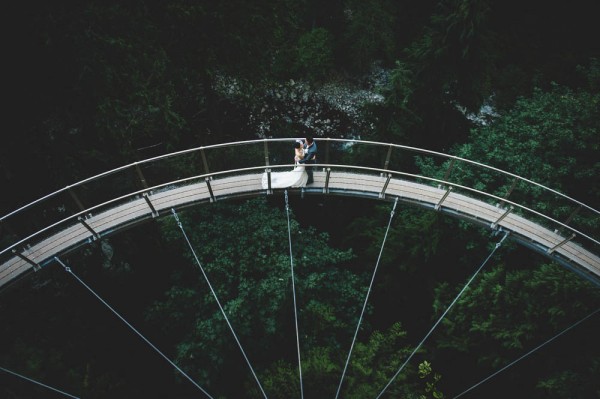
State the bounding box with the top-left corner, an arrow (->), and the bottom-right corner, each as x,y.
299,137 -> 317,184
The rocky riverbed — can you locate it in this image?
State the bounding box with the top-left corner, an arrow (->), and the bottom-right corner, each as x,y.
213,63 -> 390,139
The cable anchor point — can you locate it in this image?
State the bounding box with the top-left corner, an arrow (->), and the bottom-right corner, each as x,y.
284,190 -> 290,211
495,230 -> 511,248
390,197 -> 399,217
54,256 -> 71,273
171,208 -> 182,228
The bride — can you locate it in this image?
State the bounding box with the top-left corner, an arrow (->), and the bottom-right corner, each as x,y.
261,141 -> 308,189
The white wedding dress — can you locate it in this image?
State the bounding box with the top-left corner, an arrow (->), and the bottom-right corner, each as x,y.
261,163 -> 308,189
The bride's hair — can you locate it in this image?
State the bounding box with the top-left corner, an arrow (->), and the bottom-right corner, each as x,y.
294,141 -> 302,149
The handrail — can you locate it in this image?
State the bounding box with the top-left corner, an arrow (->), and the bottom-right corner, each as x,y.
322,138 -> 600,216
2,139 -> 598,261
2,162 -> 598,261
3,138 -> 598,222
0,138 -> 291,221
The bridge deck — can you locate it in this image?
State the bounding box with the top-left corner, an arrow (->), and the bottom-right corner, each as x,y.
2,171 -> 599,287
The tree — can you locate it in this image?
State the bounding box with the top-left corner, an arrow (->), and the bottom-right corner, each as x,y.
251,322 -> 444,398
296,28 -> 335,82
340,0 -> 399,73
432,260 -> 600,397
145,197 -> 366,396
411,65 -> 600,399
417,79 -> 600,236
405,0 -> 497,111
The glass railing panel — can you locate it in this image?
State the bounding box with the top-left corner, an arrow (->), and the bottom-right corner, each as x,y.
1,139 -> 599,284
202,141 -> 265,174
69,168 -> 140,213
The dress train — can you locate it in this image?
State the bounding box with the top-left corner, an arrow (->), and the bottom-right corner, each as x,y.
261,164 -> 308,189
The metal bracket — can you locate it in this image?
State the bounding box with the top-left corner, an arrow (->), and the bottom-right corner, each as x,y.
547,233 -> 576,254
323,168 -> 331,194
12,249 -> 41,271
78,215 -> 100,240
491,206 -> 513,229
379,173 -> 392,198
143,192 -> 159,217
205,177 -> 216,202
435,186 -> 453,211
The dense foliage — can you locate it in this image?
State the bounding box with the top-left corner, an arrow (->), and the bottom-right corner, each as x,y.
2,1 -> 599,398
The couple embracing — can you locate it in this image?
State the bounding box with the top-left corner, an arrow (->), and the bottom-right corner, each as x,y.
262,137 -> 317,189
295,137 -> 317,184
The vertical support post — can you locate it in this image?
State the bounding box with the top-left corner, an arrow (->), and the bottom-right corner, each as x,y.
12,249 -> 41,271
435,186 -> 453,211
504,177 -> 518,198
379,173 -> 392,199
200,148 -> 210,175
264,140 -> 270,167
499,177 -> 519,207
135,163 -> 149,189
443,159 -> 455,181
266,168 -> 272,194
547,233 -> 576,254
325,138 -> 330,165
563,205 -> 582,226
323,168 -> 331,194
383,145 -> 393,170
68,187 -> 86,211
491,206 -> 513,229
143,193 -> 159,217
205,177 -> 216,202
78,216 -> 100,240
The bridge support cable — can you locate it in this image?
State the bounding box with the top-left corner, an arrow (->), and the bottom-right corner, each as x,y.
453,307 -> 600,398
0,365 -> 81,399
170,209 -> 269,399
53,257 -> 214,399
284,190 -> 304,399
334,198 -> 399,399
374,231 -> 510,399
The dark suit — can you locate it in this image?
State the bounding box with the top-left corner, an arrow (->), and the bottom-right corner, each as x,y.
299,141 -> 317,184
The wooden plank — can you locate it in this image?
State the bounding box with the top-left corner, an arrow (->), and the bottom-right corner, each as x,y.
0,264 -> 30,287
1,172 -> 599,288
91,199 -> 149,232
213,175 -> 264,196
152,182 -> 212,211
0,256 -> 26,281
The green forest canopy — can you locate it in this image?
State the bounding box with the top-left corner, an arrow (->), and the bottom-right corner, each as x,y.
2,1 -> 599,398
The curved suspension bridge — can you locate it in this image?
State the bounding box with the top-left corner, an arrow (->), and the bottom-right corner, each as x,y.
2,138 -> 599,288
1,138 -> 599,398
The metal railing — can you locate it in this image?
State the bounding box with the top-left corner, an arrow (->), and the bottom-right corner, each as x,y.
2,138 -> 599,268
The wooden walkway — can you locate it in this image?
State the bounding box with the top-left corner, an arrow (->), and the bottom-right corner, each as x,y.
2,171 -> 599,288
